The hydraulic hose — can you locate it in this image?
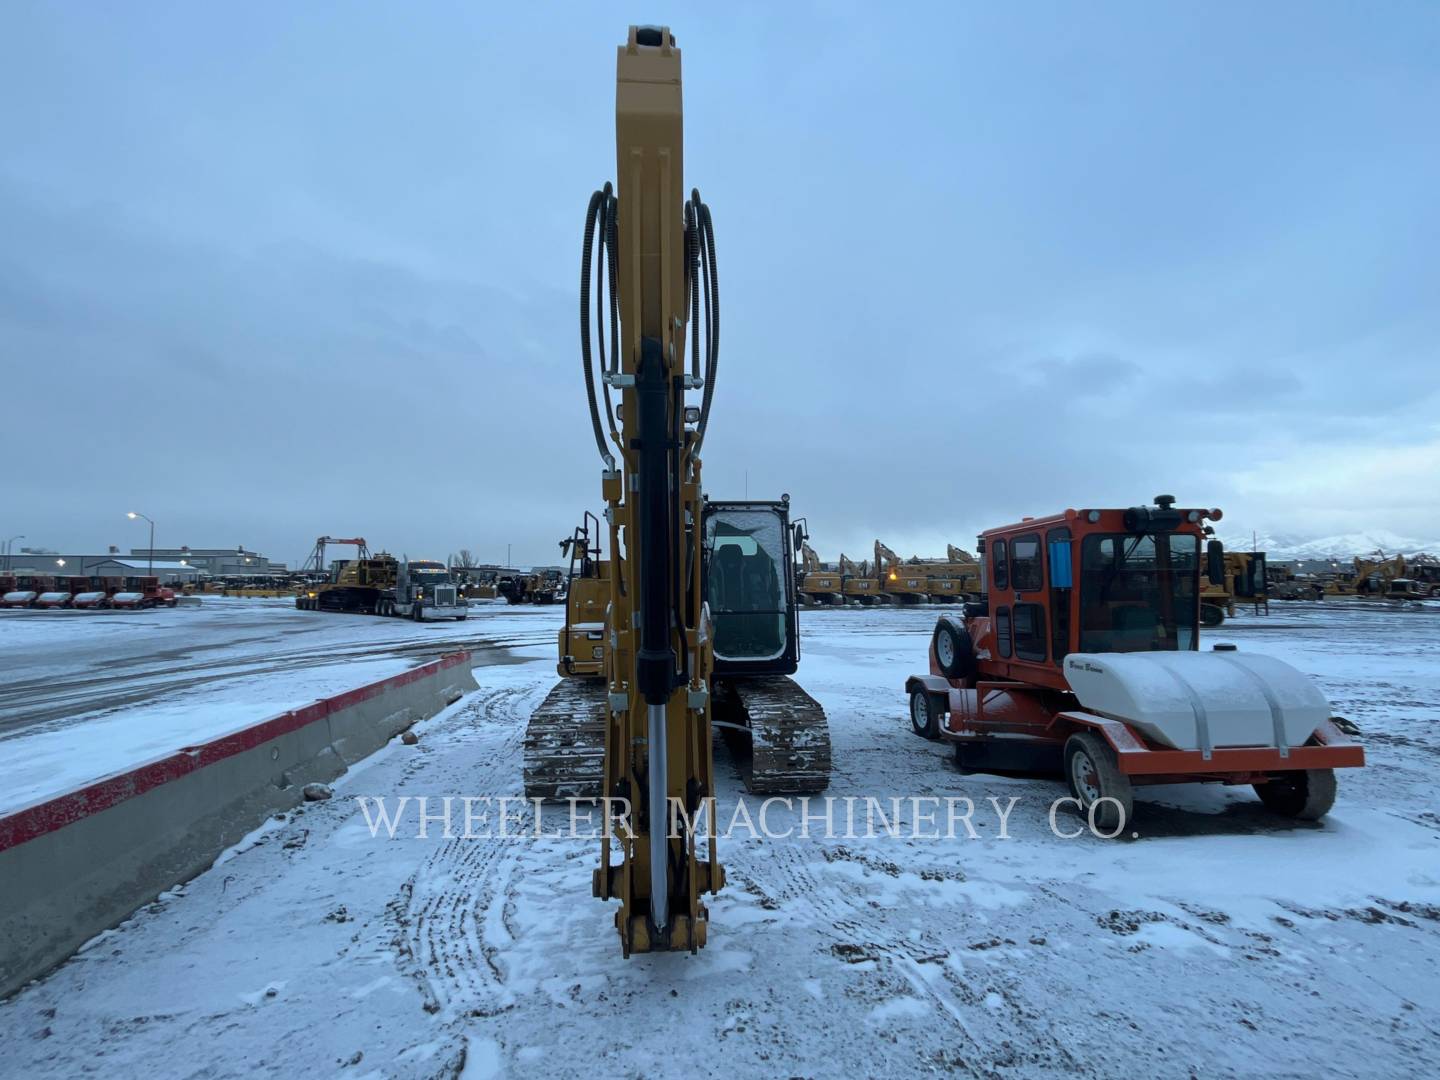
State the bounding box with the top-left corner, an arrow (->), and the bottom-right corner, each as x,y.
580,184 -> 620,469
684,189 -> 719,459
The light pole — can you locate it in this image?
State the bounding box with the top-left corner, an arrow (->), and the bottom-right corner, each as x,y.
3,535 -> 22,572
127,512 -> 155,576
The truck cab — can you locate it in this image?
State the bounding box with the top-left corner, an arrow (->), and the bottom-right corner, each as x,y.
393,560 -> 467,621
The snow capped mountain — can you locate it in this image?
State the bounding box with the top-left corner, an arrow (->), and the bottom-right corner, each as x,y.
1220,529 -> 1440,560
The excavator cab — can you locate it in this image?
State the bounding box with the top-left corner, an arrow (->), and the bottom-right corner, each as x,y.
703,498 -> 801,676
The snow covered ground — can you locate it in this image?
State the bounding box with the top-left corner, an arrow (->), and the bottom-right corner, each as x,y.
2,601 -> 1438,1076
0,598 -> 553,814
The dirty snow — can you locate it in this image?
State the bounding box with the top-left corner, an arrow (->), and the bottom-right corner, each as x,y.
1,600 -> 1438,1077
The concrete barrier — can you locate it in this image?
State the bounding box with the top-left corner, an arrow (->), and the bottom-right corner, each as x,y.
0,651 -> 476,998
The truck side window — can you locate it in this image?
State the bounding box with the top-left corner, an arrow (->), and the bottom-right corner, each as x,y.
993,539 -> 1009,591
996,605 -> 1013,658
1013,602 -> 1047,661
1011,533 -> 1043,591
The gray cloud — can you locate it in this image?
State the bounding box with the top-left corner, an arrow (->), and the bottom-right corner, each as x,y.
2,2 -> 1437,565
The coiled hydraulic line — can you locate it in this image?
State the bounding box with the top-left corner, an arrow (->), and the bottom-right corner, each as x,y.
579,185 -> 719,466
580,183 -> 620,470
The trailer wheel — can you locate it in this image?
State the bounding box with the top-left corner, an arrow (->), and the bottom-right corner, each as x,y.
908,688 -> 941,740
1201,603 -> 1225,627
1254,769 -> 1337,821
1064,732 -> 1133,835
932,620 -> 976,680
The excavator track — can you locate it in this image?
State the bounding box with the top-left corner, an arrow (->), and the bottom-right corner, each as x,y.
523,678 -> 607,801
718,675 -> 832,795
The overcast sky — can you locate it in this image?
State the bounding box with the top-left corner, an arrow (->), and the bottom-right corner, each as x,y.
3,2 -> 1437,568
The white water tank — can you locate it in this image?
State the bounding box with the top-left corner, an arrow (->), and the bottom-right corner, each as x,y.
1062,650 -> 1329,751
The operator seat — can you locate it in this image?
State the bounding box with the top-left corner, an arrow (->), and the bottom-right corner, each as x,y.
710,544 -> 747,656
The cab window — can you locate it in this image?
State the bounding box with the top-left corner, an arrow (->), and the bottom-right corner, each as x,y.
1013,602 -> 1047,662
1011,533 -> 1043,591
993,539 -> 1009,591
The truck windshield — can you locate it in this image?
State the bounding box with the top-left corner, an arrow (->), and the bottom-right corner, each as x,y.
705,509 -> 786,662
1078,533 -> 1199,653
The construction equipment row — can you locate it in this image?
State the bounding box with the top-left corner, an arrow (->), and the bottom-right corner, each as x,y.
1,572 -> 177,609
797,540 -> 980,605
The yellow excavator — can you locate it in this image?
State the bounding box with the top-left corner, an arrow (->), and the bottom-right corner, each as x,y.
523,27 -> 830,955
839,552 -> 883,604
796,539 -> 843,605
876,540 -> 929,604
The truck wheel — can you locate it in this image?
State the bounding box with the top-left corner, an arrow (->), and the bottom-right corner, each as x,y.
1254,769 -> 1337,821
411,604 -> 421,622
1201,603 -> 1225,627
908,688 -> 941,740
1064,732 -> 1133,835
932,619 -> 976,680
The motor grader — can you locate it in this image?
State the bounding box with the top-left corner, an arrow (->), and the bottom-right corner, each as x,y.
905,497 -> 1363,829
522,26 -> 830,956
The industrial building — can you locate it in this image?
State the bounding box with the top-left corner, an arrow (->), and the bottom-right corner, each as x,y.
2,545 -> 280,584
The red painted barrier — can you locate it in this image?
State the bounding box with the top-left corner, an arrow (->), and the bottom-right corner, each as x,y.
0,651 -> 471,854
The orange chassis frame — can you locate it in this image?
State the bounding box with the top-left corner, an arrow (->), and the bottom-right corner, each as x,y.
909,675 -> 1365,787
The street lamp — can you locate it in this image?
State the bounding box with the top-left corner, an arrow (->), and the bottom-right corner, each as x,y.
56,559 -> 65,568
127,511 -> 155,576
2,535 -> 22,572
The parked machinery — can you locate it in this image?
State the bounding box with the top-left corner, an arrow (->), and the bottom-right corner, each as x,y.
840,553 -> 884,605
1404,553 -> 1440,596
911,545 -> 982,603
498,568 -> 564,605
1199,542 -> 1269,625
73,576 -> 123,608
111,577 -> 178,609
1,573 -> 48,608
1352,552 -> 1406,596
294,537 -> 466,619
876,540 -> 929,604
35,576 -> 93,608
905,496 -> 1363,828
796,537 -> 843,606
523,26 -> 829,955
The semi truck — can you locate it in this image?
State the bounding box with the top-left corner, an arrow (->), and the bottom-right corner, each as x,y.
295,549 -> 467,621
